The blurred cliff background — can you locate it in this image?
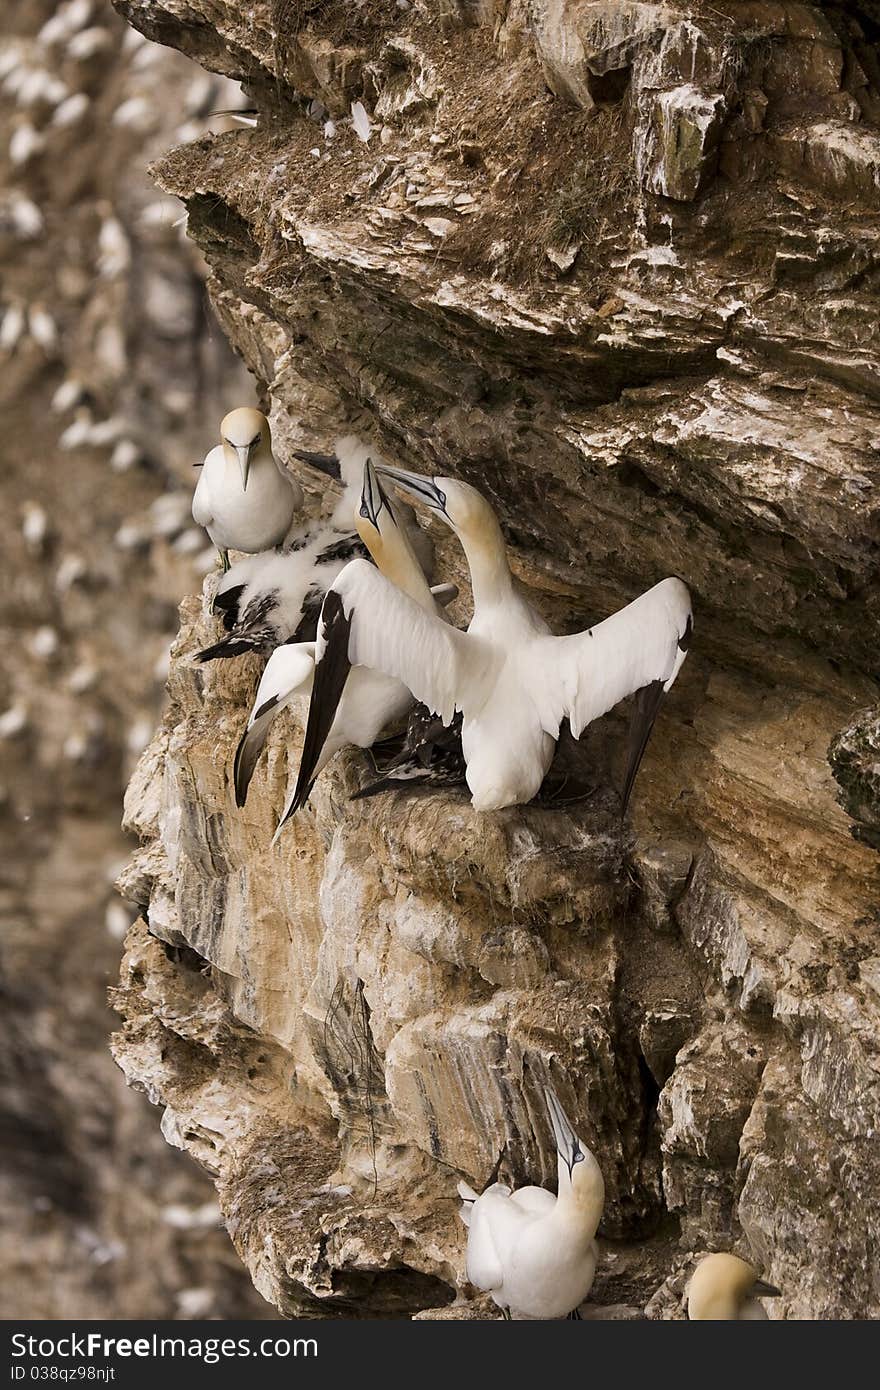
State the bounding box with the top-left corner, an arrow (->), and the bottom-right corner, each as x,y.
0,0 -> 275,1318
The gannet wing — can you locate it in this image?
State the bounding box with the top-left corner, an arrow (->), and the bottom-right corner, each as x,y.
465,1193 -> 507,1293
528,577 -> 692,813
233,644 -> 315,807
191,461 -> 213,529
288,559 -> 486,813
508,1186 -> 555,1216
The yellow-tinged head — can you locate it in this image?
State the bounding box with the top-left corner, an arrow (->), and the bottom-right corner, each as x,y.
544,1086 -> 605,1229
220,407 -> 270,491
356,456 -> 433,605
373,465 -> 504,548
687,1253 -> 781,1320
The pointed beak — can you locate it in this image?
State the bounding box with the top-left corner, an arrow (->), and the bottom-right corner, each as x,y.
374,464 -> 448,517
359,457 -> 396,531
753,1279 -> 782,1297
235,444 -> 252,491
292,449 -> 341,482
544,1085 -> 581,1179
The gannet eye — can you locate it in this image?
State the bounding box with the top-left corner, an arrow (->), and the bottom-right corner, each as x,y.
573,1148 -> 584,1164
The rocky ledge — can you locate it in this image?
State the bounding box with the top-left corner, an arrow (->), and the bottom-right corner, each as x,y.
111,0 -> 880,1317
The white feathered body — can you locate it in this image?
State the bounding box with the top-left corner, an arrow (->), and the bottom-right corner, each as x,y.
464,1182 -> 599,1319
193,443 -> 299,554
458,595 -> 555,810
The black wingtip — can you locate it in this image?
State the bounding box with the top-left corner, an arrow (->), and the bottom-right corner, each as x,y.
678,613 -> 693,653
288,589 -> 352,813
293,449 -> 341,481
195,638 -> 253,662
620,678 -> 666,820
233,725 -> 260,808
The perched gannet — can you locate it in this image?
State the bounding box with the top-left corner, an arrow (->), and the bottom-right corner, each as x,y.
458,1086 -> 604,1320
294,467 -> 692,813
267,460 -> 456,832
687,1254 -> 781,1320
191,408 -> 303,570
197,437 -> 433,661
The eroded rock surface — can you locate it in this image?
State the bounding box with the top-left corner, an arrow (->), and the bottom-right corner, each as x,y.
111,0 -> 880,1317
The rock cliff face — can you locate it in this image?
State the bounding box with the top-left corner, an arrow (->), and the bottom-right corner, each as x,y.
111,1 -> 880,1317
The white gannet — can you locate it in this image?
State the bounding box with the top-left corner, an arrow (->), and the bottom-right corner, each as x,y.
263,460 -> 456,833
196,436 -> 433,660
686,1253 -> 781,1320
293,467 -> 692,813
458,1086 -> 604,1320
191,407 -> 303,570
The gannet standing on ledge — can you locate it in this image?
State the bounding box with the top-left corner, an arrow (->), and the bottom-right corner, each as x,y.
192,407 -> 302,570
294,467 -> 692,813
687,1254 -> 781,1320
268,459 -> 456,834
458,1086 -> 604,1320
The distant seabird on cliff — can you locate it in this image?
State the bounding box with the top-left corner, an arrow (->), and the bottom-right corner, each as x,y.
293,467 -> 692,813
687,1254 -> 781,1320
268,459 -> 456,834
458,1086 -> 604,1320
195,437 -> 431,661
191,407 -> 303,570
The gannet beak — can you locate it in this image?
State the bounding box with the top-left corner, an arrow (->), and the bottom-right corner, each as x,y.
544,1085 -> 583,1179
292,449 -> 341,481
359,457 -> 396,531
374,464 -> 448,518
236,444 -> 252,491
753,1279 -> 782,1297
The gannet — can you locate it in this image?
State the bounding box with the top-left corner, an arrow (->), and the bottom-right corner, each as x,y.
293,467 -> 692,813
197,437 -> 433,660
267,460 -> 456,832
195,534 -> 368,663
458,1086 -> 604,1320
191,407 -> 303,570
687,1254 -> 781,1320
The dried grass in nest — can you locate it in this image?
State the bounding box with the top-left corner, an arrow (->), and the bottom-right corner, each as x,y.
441,106 -> 636,287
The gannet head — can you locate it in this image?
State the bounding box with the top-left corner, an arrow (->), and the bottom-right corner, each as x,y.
374,466 -> 501,546
220,407 -> 269,492
357,455 -> 399,553
686,1253 -> 781,1320
356,457 -> 433,601
544,1086 -> 604,1224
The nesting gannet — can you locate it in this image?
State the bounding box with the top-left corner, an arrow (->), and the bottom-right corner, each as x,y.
293,467 -> 692,813
458,1086 -> 604,1320
267,460 -> 456,832
197,438 -> 434,660
293,438 -> 433,579
196,535 -> 368,663
191,407 -> 303,570
687,1254 -> 781,1320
